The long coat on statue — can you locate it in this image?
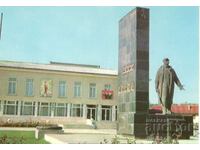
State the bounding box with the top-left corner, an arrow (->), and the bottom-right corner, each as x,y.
155,65 -> 182,111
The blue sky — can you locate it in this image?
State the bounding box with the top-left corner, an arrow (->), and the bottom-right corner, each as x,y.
0,6 -> 199,104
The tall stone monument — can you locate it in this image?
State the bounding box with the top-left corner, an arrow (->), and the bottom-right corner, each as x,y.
118,7 -> 149,136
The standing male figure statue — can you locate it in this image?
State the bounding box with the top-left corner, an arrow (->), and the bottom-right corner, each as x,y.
155,58 -> 184,114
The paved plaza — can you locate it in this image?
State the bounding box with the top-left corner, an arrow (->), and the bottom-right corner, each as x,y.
0,127 -> 198,144
44,129 -> 199,144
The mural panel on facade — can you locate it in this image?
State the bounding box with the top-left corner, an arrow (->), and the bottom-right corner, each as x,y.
40,80 -> 53,97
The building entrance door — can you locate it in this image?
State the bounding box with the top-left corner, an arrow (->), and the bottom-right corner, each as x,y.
102,105 -> 112,121
87,105 -> 96,120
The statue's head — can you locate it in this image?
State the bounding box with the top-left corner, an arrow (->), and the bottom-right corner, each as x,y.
163,58 -> 169,66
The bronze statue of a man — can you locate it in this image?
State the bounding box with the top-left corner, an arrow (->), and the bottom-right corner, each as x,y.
155,58 -> 184,114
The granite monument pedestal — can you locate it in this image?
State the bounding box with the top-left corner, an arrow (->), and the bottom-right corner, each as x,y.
146,114 -> 193,139
117,7 -> 193,139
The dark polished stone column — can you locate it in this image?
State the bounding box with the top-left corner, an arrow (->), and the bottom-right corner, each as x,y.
118,7 -> 149,136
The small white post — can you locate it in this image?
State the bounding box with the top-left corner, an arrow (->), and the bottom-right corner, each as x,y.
17,101 -> 21,116
97,105 -> 101,121
35,102 -> 38,117
112,105 -> 116,121
83,104 -> 87,119
67,103 -> 71,117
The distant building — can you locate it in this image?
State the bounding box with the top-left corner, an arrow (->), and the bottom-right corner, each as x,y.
0,60 -> 118,128
150,104 -> 199,130
150,104 -> 198,116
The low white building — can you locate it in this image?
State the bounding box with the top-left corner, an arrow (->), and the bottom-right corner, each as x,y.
0,60 -> 118,128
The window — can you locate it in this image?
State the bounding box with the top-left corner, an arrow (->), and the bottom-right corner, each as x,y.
74,82 -> 81,97
26,79 -> 33,96
8,78 -> 16,95
119,103 -> 126,112
115,106 -> 117,121
89,83 -> 96,98
102,84 -> 113,100
87,105 -> 97,120
20,101 -> 35,116
104,84 -> 111,90
59,81 -> 66,97
3,100 -> 18,115
101,105 -> 112,121
70,104 -> 83,117
38,102 -> 51,116
54,103 -> 67,117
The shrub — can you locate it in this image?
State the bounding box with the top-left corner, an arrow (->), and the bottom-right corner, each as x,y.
126,137 -> 136,144
0,135 -> 26,144
0,121 -> 55,128
111,135 -> 120,144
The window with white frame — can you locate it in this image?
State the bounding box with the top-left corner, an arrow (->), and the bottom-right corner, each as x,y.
21,101 -> 35,115
89,83 -> 96,98
101,105 -> 112,121
26,79 -> 33,96
115,106 -> 117,121
70,104 -> 83,117
104,84 -> 111,90
74,82 -> 81,97
3,100 -> 18,115
8,78 -> 17,95
59,81 -> 66,97
38,102 -> 51,116
54,103 -> 67,117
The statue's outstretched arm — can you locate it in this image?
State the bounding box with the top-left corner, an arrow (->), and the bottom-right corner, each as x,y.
173,69 -> 184,90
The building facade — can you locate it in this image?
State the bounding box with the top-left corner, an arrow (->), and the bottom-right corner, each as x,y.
0,61 -> 118,126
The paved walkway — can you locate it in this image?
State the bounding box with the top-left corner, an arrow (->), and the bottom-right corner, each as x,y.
45,129 -> 199,144
0,127 -> 198,144
64,129 -> 116,134
45,133 -> 199,144
45,133 -> 116,144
